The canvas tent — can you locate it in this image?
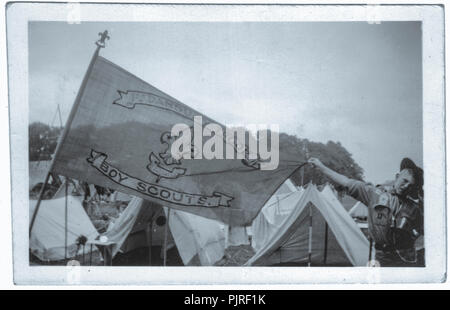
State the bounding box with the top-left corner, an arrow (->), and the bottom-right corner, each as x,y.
164,207 -> 228,265
225,225 -> 250,247
250,179 -> 301,251
274,178 -> 298,195
111,190 -> 133,203
52,178 -> 86,199
29,160 -> 53,190
349,201 -> 368,219
104,197 -> 171,257
29,196 -> 99,261
246,184 -> 370,266
341,194 -> 360,211
104,197 -> 229,266
166,178 -> 296,265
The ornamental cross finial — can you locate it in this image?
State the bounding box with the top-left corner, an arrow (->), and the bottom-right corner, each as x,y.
96,30 -> 110,48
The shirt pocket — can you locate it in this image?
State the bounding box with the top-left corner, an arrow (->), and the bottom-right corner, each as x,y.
373,205 -> 391,226
371,205 -> 392,243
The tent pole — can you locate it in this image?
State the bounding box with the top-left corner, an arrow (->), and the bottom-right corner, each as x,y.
64,178 -> 68,260
301,141 -> 309,186
57,104 -> 63,128
29,30 -> 109,235
163,208 -> 171,266
224,225 -> 229,249
307,203 -> 313,267
89,244 -> 93,266
368,238 -> 373,265
149,221 -> 153,266
300,167 -> 304,186
146,218 -> 153,266
323,223 -> 328,265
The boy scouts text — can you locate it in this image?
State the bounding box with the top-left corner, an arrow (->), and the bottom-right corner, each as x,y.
87,150 -> 234,208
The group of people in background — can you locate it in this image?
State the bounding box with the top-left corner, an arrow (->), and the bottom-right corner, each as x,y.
80,181 -> 114,203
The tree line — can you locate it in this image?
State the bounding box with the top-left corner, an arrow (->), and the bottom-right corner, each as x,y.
29,122 -> 63,161
29,122 -> 365,185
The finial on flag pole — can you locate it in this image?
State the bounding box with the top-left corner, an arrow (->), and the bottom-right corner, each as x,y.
96,30 -> 110,48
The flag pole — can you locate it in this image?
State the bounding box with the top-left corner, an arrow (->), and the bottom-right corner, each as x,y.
29,30 -> 110,235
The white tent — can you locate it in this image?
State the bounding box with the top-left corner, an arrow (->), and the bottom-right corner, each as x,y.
111,191 -> 133,203
225,225 -> 250,247
104,197 -> 227,266
251,179 -> 300,251
52,178 -> 85,199
164,207 -> 227,266
29,196 -> 99,261
104,198 -> 170,257
166,178 -> 298,265
274,178 -> 298,194
246,184 -> 370,266
29,160 -> 52,190
349,201 -> 368,219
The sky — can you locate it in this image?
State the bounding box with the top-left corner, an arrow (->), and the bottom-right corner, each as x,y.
28,21 -> 422,184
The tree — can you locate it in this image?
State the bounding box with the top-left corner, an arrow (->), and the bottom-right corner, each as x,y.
29,122 -> 63,161
28,121 -> 364,188
278,133 -> 365,187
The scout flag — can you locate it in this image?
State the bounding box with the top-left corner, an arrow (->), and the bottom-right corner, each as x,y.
50,53 -> 300,226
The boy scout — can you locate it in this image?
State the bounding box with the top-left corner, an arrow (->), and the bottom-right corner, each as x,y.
308,157 -> 423,267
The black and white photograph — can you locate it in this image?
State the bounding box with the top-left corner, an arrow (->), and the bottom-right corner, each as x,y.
5,3 -> 446,285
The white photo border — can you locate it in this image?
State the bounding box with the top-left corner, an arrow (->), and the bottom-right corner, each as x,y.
6,2 -> 446,285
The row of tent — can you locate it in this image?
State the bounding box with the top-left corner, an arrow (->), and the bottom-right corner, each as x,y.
29,174 -> 370,266
29,193 -> 248,265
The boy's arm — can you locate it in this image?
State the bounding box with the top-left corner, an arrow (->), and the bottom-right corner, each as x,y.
308,157 -> 372,206
308,157 -> 351,187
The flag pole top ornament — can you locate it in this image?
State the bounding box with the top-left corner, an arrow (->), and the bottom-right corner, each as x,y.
96,30 -> 110,48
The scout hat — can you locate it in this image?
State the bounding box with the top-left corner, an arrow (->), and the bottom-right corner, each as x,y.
400,158 -> 423,198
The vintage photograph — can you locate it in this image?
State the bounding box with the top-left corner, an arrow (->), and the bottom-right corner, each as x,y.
6,3 -> 445,284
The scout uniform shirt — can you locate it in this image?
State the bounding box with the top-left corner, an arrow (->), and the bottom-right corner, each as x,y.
346,179 -> 422,263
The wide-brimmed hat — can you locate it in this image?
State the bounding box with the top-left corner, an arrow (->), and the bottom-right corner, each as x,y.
400,157 -> 424,193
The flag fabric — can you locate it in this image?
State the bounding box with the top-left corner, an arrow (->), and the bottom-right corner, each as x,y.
52,55 -> 300,226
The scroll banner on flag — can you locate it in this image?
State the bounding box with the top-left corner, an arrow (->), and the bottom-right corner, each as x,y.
52,56 -> 300,226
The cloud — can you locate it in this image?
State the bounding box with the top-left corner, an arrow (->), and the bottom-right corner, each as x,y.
29,72 -> 82,125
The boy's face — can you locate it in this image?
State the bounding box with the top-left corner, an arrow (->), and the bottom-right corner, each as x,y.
393,169 -> 415,196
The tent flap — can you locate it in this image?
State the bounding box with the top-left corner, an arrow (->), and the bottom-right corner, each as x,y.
166,207 -> 226,266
